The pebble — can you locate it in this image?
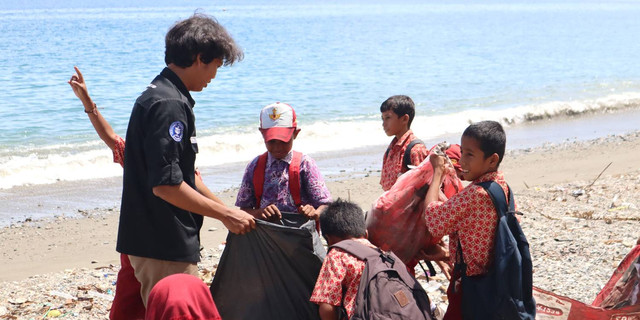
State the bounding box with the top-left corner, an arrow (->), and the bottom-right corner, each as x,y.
8,297 -> 27,305
0,133 -> 638,319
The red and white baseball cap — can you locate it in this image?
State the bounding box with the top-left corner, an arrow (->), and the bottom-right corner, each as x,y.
259,102 -> 298,142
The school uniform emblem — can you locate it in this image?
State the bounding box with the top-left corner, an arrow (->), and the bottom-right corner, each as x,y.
169,121 -> 184,142
269,108 -> 281,121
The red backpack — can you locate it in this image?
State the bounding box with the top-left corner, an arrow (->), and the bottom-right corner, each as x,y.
252,151 -> 303,207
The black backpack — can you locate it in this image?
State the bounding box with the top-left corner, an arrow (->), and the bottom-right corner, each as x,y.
384,139 -> 424,171
455,181 -> 536,320
330,240 -> 434,320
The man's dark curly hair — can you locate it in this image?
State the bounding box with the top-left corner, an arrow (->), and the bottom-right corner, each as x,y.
165,13 -> 244,68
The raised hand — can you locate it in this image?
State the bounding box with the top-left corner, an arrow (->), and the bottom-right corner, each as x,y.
68,66 -> 91,106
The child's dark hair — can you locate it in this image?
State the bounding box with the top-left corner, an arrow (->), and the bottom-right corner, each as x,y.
380,95 -> 416,128
165,13 -> 244,68
462,120 -> 506,166
319,199 -> 366,239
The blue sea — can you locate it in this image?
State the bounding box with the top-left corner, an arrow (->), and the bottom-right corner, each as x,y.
1,0 -> 640,223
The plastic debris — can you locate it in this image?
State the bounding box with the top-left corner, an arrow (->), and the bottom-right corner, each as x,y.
49,290 -> 77,301
571,189 -> 585,197
88,290 -> 114,302
47,309 -> 62,317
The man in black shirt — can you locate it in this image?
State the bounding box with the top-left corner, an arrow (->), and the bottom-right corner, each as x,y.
116,14 -> 255,307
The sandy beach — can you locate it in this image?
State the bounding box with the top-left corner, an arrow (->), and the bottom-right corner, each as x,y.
1,130 -> 639,318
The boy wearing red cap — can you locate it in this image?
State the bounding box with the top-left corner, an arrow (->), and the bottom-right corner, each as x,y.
380,95 -> 429,191
236,102 -> 332,221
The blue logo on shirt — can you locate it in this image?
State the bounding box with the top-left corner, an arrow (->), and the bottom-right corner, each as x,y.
169,121 -> 184,142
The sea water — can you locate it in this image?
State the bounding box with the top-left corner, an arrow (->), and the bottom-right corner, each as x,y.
1,0 -> 640,222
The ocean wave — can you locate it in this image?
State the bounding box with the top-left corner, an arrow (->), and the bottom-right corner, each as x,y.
1,92 -> 639,189
499,92 -> 640,124
0,149 -> 123,189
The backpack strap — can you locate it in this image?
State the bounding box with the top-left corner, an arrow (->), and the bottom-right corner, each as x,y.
476,181 -> 514,218
331,240 -> 408,280
384,138 -> 424,170
252,152 -> 269,207
454,181 -> 512,273
403,139 -> 424,171
330,239 -> 381,261
331,239 -> 413,284
252,151 -> 303,208
289,151 -> 303,206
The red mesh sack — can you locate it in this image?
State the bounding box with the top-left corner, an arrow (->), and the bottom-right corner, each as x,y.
366,155 -> 463,264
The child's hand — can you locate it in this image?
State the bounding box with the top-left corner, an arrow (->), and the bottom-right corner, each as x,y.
298,204 -> 318,219
68,66 -> 91,104
436,260 -> 452,280
429,153 -> 447,173
419,241 -> 450,262
261,204 -> 282,221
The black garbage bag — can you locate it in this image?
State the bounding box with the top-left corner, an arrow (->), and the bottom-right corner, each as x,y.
210,213 -> 326,320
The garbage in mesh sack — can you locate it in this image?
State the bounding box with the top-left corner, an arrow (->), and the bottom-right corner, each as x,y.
367,144 -> 463,264
210,213 -> 325,320
534,244 -> 640,320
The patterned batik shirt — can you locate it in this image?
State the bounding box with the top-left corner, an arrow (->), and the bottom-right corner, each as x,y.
380,130 -> 428,191
425,171 -> 511,276
310,238 -> 375,318
235,151 -> 332,212
113,135 -> 126,167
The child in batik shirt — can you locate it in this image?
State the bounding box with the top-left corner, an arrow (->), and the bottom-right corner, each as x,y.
424,120 -> 514,320
236,102 -> 332,221
310,199 -> 376,320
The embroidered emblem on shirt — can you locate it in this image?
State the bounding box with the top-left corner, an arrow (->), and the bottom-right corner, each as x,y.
269,108 -> 281,121
169,121 -> 184,142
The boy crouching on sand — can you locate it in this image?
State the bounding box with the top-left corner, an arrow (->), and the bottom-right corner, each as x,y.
310,199 -> 377,320
424,120 -> 511,320
236,102 -> 332,221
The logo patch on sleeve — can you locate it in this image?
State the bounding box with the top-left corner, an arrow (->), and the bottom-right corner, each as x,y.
169,121 -> 185,142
